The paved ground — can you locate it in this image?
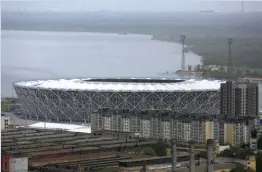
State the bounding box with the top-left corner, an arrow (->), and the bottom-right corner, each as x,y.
4,112 -> 38,127
4,112 -> 90,131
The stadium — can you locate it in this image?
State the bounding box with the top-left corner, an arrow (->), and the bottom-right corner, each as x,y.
13,78 -> 223,122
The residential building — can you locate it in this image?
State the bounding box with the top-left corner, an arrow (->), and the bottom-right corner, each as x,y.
224,123 -> 234,145
1,114 -> 11,130
220,80 -> 259,118
182,121 -> 191,142
220,80 -> 259,147
175,120 -> 184,141
150,114 -> 161,139
204,120 -> 219,142
213,120 -> 220,141
205,121 -> 214,141
161,116 -> 171,140
219,121 -> 225,144
120,114 -> 130,132
111,112 -> 121,131
91,109 -> 222,143
140,115 -> 150,138
235,123 -> 249,146
103,114 -> 112,131
223,122 -> 249,147
90,111 -> 103,132
130,114 -> 140,133
191,120 -> 205,143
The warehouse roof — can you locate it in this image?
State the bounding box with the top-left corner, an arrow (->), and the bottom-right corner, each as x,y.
13,78 -> 224,92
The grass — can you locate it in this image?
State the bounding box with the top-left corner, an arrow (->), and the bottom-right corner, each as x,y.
97,167 -> 119,172
1,104 -> 13,111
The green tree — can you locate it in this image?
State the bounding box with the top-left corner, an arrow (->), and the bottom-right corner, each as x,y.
152,140 -> 167,156
141,147 -> 157,156
1,104 -> 13,111
257,136 -> 262,150
251,129 -> 257,139
256,153 -> 262,172
230,165 -> 245,172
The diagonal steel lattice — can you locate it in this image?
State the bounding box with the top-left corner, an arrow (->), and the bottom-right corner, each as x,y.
13,85 -> 220,123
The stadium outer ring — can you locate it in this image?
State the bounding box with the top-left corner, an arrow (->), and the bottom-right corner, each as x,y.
13,78 -> 221,123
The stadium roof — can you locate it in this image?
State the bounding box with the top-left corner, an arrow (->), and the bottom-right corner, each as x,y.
13,78 -> 224,92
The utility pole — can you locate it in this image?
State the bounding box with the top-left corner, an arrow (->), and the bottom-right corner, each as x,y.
228,38 -> 233,78
180,35 -> 186,71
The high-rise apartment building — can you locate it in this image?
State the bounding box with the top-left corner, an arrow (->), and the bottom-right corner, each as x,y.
223,122 -> 249,147
220,80 -> 259,147
161,115 -> 172,140
191,120 -> 207,143
220,81 -> 259,118
204,120 -> 219,142
140,114 -> 151,138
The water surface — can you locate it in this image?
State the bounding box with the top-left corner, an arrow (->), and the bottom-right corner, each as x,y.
1,30 -> 261,110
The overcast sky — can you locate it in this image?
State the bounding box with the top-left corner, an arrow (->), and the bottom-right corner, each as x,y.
2,0 -> 262,12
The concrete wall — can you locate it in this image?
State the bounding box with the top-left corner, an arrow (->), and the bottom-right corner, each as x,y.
1,116 -> 11,130
9,157 -> 28,172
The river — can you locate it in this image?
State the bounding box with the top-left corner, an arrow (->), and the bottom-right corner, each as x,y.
1,30 -> 262,110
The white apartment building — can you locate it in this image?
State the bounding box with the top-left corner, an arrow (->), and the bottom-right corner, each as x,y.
111,114 -> 121,131
1,114 -> 11,130
91,110 -> 222,143
91,112 -> 103,132
191,121 -> 205,143
103,115 -> 112,131
140,117 -> 150,138
130,115 -> 141,133
171,120 -> 183,141
223,122 -> 250,147
121,116 -> 130,132
183,122 -> 191,142
161,120 -> 171,140
150,116 -> 161,139
235,123 -> 249,146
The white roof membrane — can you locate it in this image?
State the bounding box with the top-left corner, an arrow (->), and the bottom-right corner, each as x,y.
14,78 -> 224,92
29,122 -> 91,133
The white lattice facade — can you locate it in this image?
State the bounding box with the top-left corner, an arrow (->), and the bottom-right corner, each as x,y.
13,85 -> 220,123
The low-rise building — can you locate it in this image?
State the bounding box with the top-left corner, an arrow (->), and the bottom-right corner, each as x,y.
1,114 -> 11,130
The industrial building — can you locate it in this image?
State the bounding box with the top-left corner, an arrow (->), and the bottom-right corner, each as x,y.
1,127 -> 164,172
2,127 -> 256,172
91,109 -> 220,143
13,78 -> 222,123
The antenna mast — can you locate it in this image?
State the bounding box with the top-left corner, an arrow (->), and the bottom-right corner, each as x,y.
180,35 -> 186,71
228,38 -> 233,78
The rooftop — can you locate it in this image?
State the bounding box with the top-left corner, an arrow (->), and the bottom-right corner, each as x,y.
13,78 -> 224,92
